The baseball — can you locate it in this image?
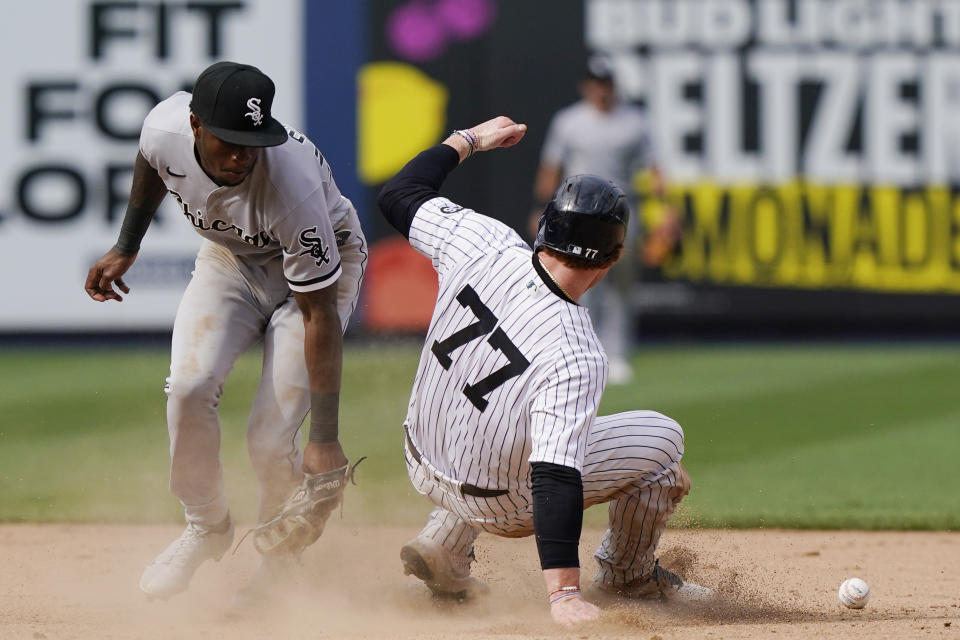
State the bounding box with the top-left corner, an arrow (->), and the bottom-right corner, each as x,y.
838,577 -> 870,609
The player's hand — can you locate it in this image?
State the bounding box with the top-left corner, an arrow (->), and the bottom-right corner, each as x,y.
469,116 -> 527,152
303,440 -> 348,476
85,248 -> 137,302
550,593 -> 601,626
641,207 -> 683,267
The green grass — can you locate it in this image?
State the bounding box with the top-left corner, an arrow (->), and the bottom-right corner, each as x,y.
1,341 -> 958,529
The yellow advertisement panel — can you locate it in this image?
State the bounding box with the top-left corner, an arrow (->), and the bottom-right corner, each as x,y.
653,182 -> 960,293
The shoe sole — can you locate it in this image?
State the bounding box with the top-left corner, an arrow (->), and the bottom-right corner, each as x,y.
400,545 -> 468,601
400,545 -> 434,581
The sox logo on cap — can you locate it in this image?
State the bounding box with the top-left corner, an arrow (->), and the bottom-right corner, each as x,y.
245,98 -> 264,126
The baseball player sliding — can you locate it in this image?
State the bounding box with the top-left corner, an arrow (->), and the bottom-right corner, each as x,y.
84,61 -> 366,608
377,117 -> 712,625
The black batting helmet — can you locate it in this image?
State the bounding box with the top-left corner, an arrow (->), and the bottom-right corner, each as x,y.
534,174 -> 629,264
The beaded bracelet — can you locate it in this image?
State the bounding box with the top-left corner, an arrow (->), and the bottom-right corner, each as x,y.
462,128 -> 479,150
548,589 -> 582,605
452,129 -> 478,156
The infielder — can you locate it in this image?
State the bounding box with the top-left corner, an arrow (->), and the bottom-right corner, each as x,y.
84,61 -> 366,605
378,117 -> 711,626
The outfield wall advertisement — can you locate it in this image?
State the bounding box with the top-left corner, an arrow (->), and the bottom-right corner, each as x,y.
6,0 -> 960,334
359,0 -> 960,334
0,1 -> 303,330
588,0 -> 960,295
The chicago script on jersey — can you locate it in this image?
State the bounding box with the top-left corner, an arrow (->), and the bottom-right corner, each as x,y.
168,189 -> 271,247
182,210 -> 271,247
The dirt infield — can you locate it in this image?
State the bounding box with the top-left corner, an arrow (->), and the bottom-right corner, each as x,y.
1,524 -> 956,639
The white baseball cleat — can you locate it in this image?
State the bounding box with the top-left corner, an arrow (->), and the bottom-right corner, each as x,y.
675,580 -> 717,603
400,535 -> 489,600
597,560 -> 716,604
139,518 -> 234,599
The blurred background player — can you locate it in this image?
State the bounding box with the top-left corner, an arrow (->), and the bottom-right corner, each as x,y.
530,55 -> 680,384
84,61 -> 366,605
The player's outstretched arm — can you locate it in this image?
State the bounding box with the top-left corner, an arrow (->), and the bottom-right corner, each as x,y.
378,116 -> 527,239
532,461 -> 600,625
241,286 -> 351,557
84,152 -> 167,302
293,285 -> 349,475
442,116 -> 527,163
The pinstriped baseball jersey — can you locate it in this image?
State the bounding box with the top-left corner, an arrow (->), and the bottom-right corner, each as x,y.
404,196 -> 608,492
139,92 -> 351,293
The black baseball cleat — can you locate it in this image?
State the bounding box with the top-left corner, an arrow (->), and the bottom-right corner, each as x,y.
400,536 -> 489,601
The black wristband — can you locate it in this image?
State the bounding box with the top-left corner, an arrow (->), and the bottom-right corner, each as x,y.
114,204 -> 156,255
308,391 -> 339,443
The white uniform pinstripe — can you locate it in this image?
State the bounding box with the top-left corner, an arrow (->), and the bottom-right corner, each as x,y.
139,93 -> 367,526
403,197 -> 689,586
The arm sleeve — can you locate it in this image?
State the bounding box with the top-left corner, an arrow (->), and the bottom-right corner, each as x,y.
378,144 -> 529,279
377,144 -> 461,238
531,462 -> 583,570
114,152 -> 165,255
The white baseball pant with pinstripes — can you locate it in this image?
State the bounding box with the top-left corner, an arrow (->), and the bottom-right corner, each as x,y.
406,409 -> 690,587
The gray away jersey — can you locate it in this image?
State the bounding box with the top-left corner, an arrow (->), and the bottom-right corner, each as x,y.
139,92 -> 355,292
404,197 -> 609,491
540,100 -> 653,197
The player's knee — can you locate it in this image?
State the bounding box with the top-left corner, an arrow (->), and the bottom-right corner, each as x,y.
655,415 -> 688,496
637,411 -> 686,466
679,463 -> 691,492
671,462 -> 692,501
663,416 -> 685,462
165,374 -> 223,412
